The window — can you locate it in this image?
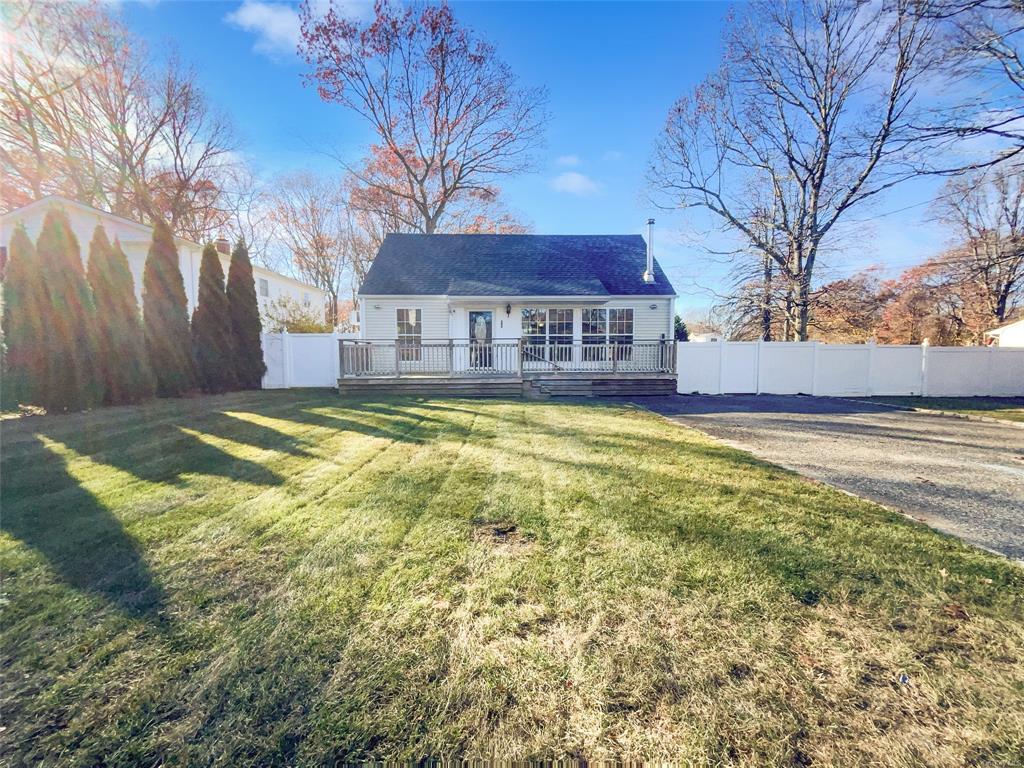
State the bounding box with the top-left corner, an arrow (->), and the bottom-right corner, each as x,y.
548,308 -> 573,361
582,308 -> 607,361
302,292 -> 310,307
582,307 -> 633,360
396,308 -> 422,361
521,308 -> 547,345
522,308 -> 573,361
609,308 -> 634,360
258,278 -> 269,297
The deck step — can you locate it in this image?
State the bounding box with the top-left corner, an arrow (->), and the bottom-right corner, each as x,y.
338,376 -> 524,398
337,375 -> 676,399
528,375 -> 676,399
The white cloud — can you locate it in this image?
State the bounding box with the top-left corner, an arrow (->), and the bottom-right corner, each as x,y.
225,1 -> 301,56
602,149 -> 624,162
555,154 -> 580,166
225,0 -> 372,57
550,171 -> 601,196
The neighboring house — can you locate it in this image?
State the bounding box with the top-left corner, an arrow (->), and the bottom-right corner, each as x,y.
689,332 -> 723,343
985,318 -> 1024,347
342,225 -> 678,396
0,196 -> 326,319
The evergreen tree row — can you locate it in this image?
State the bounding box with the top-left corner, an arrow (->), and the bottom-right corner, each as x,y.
1,207 -> 265,413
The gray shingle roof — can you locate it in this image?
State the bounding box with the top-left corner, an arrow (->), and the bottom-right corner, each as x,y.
358,234 -> 676,297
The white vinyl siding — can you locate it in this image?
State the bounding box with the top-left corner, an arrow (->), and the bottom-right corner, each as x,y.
360,297 -> 449,341
605,299 -> 672,341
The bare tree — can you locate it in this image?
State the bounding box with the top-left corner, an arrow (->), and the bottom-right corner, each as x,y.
269,172 -> 352,327
341,142 -> 530,297
933,168 -> 1024,322
219,165 -> 278,270
649,0 -> 937,340
917,0 -> 1024,170
1,0 -> 237,241
299,1 -> 547,234
144,61 -> 237,239
1,0 -> 141,209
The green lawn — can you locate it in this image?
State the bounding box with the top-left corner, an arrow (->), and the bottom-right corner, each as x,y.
865,396 -> 1024,424
2,392 -> 1023,766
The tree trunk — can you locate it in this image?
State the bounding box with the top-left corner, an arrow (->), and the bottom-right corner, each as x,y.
760,252 -> 774,341
327,289 -> 339,327
783,288 -> 794,341
796,278 -> 812,342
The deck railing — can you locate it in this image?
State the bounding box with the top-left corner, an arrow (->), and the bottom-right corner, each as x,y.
339,339 -> 676,378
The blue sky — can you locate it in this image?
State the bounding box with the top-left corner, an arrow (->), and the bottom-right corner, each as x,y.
123,0 -> 951,318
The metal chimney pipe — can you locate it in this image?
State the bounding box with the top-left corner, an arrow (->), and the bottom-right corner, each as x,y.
643,218 -> 655,284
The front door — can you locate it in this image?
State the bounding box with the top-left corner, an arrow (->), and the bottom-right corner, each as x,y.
468,311 -> 493,369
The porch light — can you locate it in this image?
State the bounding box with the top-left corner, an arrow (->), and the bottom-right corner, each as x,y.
649,304 -> 657,310
505,303 -> 512,317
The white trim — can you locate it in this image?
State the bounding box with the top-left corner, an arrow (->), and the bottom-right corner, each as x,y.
985,318 -> 1024,336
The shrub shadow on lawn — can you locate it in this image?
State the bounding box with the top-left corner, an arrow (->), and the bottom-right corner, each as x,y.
193,410 -> 317,460
15,412 -> 288,489
1,436 -> 168,622
283,401 -> 474,445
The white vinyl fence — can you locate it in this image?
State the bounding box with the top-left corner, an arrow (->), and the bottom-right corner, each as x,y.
261,332 -> 356,389
263,334 -> 1024,398
677,341 -> 1024,397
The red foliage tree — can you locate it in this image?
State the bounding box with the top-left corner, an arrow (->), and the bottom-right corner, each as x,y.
300,1 -> 546,234
876,257 -> 992,345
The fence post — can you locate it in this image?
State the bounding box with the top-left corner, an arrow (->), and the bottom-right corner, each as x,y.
865,340 -> 876,397
717,339 -> 726,395
810,341 -> 819,396
281,330 -> 292,389
986,344 -> 996,397
394,342 -> 401,378
754,339 -> 762,395
518,338 -> 524,378
920,339 -> 929,396
338,337 -> 345,382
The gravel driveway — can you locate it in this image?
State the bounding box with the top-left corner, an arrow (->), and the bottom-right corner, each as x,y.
642,395 -> 1024,560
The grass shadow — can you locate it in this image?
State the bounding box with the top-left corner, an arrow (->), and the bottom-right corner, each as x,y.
278,400 -> 480,445
11,413 -> 287,490
1,436 -> 168,621
187,411 -> 317,460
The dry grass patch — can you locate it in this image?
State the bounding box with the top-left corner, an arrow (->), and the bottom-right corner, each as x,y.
864,396 -> 1024,424
1,391 -> 1022,766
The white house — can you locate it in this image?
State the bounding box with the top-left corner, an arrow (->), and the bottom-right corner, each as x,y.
0,196 -> 326,318
340,222 -> 678,396
985,318 -> 1024,347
